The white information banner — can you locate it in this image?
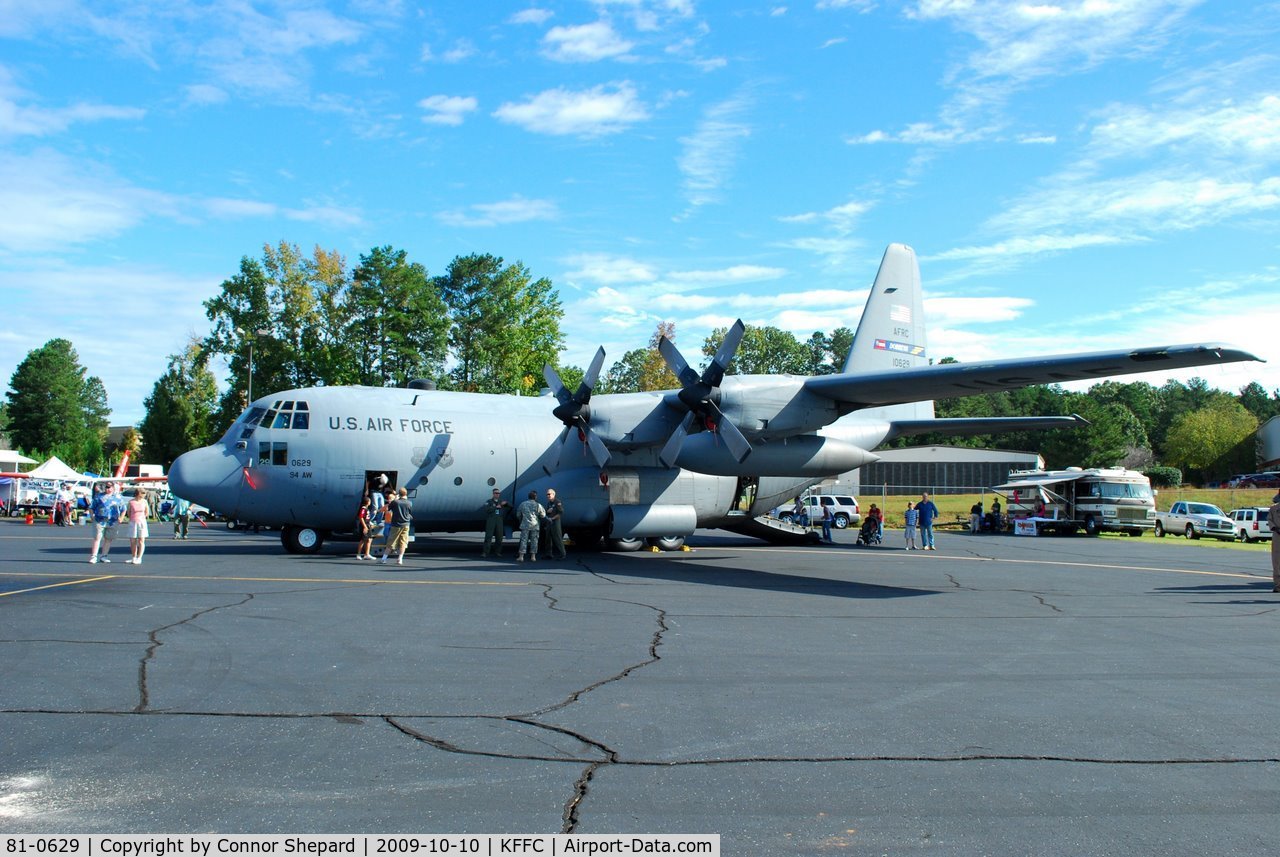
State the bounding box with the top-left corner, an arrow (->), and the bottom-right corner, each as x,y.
2,835 -> 720,857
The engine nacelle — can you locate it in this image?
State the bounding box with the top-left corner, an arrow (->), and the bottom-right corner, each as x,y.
673,433 -> 878,476
610,504 -> 698,538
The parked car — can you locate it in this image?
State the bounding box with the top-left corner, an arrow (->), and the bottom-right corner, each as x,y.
1228,507 -> 1273,542
1153,501 -> 1235,541
1236,472 -> 1280,489
780,493 -> 861,529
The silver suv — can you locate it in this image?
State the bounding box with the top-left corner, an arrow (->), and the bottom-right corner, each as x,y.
1228,507 -> 1272,542
781,494 -> 861,529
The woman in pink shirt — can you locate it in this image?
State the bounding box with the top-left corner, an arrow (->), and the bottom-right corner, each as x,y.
127,488 -> 150,565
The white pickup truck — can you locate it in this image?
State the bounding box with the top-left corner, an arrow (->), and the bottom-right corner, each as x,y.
1153,501 -> 1235,541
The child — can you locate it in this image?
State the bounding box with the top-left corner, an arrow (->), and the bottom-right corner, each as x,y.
903,501 -> 919,550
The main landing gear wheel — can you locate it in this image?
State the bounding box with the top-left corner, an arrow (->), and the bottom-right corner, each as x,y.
282,525 -> 326,554
646,535 -> 686,551
608,537 -> 644,552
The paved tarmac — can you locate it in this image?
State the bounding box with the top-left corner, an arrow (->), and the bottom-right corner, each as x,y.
2,518 -> 1278,854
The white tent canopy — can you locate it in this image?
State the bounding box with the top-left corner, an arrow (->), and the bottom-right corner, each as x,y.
24,455 -> 88,482
0,450 -> 37,470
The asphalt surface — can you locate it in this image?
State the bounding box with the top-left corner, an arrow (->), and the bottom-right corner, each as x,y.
2,518 -> 1278,854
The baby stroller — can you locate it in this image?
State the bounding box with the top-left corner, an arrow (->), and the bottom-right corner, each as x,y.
856,518 -> 882,546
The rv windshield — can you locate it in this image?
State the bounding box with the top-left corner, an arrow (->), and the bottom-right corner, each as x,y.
1099,481 -> 1153,501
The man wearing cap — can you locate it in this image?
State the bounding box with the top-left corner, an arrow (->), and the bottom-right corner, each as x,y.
482,489 -> 509,557
1269,491 -> 1280,593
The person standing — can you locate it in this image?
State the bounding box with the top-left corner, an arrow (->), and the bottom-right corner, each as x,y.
88,483 -> 126,563
127,488 -> 150,564
903,501 -> 919,550
515,490 -> 545,562
173,495 -> 191,540
379,488 -> 413,566
918,492 -> 940,551
1269,491 -> 1280,593
820,503 -> 834,543
970,501 -> 983,534
482,489 -> 509,557
541,488 -> 567,560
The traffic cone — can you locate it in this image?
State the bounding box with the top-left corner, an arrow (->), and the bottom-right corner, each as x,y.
24,512 -> 33,525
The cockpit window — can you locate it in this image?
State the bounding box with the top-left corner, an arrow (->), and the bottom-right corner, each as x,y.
254,401 -> 311,433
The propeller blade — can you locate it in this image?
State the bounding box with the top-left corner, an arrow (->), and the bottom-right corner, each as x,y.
575,347 -> 606,401
704,319 -> 745,386
713,412 -> 753,463
584,427 -> 611,468
659,411 -> 696,468
543,364 -> 572,406
658,336 -> 701,388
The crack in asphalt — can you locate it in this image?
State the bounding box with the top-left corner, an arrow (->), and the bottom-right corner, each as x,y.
135,593 -> 256,713
9,552 -> 1278,833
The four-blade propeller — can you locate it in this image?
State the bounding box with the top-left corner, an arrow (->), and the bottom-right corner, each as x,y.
657,319 -> 752,467
543,346 -> 610,468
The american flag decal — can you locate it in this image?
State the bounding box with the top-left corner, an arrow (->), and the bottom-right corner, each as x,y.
890,304 -> 911,323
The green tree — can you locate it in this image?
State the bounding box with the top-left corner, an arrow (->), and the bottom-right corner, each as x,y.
5,338 -> 110,465
1238,381 -> 1280,423
437,253 -> 564,393
348,246 -> 448,386
702,324 -> 809,375
1163,399 -> 1259,480
140,338 -> 219,468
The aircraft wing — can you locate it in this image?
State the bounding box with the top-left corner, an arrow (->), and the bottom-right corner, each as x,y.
804,343 -> 1261,409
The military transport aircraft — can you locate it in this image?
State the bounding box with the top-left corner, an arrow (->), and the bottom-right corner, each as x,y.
169,243 -> 1260,554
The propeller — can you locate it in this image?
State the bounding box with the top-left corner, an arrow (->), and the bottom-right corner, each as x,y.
543,346 -> 610,468
658,319 -> 753,467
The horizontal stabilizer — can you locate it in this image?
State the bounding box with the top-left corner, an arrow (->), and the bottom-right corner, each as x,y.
805,343 -> 1261,409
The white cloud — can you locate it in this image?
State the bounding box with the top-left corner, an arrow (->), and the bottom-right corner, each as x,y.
510,8 -> 554,25
542,20 -> 634,62
184,83 -> 229,106
418,94 -> 478,126
780,199 -> 873,234
494,82 -> 649,136
677,91 -> 752,211
1087,94 -> 1280,161
563,254 -> 658,286
0,65 -> 144,138
437,195 -> 559,227
0,150 -> 173,252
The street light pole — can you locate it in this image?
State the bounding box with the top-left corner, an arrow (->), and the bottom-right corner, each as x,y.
235,327 -> 270,406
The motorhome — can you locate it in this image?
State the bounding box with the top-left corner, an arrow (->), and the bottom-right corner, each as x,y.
993,467 -> 1156,536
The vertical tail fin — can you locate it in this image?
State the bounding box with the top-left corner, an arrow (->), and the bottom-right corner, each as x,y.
842,243 -> 934,420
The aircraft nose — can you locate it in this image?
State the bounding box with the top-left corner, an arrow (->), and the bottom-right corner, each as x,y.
169,444 -> 245,517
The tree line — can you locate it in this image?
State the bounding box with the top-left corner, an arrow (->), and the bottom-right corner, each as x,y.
4,242 -> 1278,484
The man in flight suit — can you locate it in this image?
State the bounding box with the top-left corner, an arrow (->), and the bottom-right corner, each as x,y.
483,489 -> 509,557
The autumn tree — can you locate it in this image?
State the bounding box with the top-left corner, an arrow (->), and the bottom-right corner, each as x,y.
600,321 -> 679,393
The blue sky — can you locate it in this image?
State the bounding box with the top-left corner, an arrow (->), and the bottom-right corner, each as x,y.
1,0 -> 1278,426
